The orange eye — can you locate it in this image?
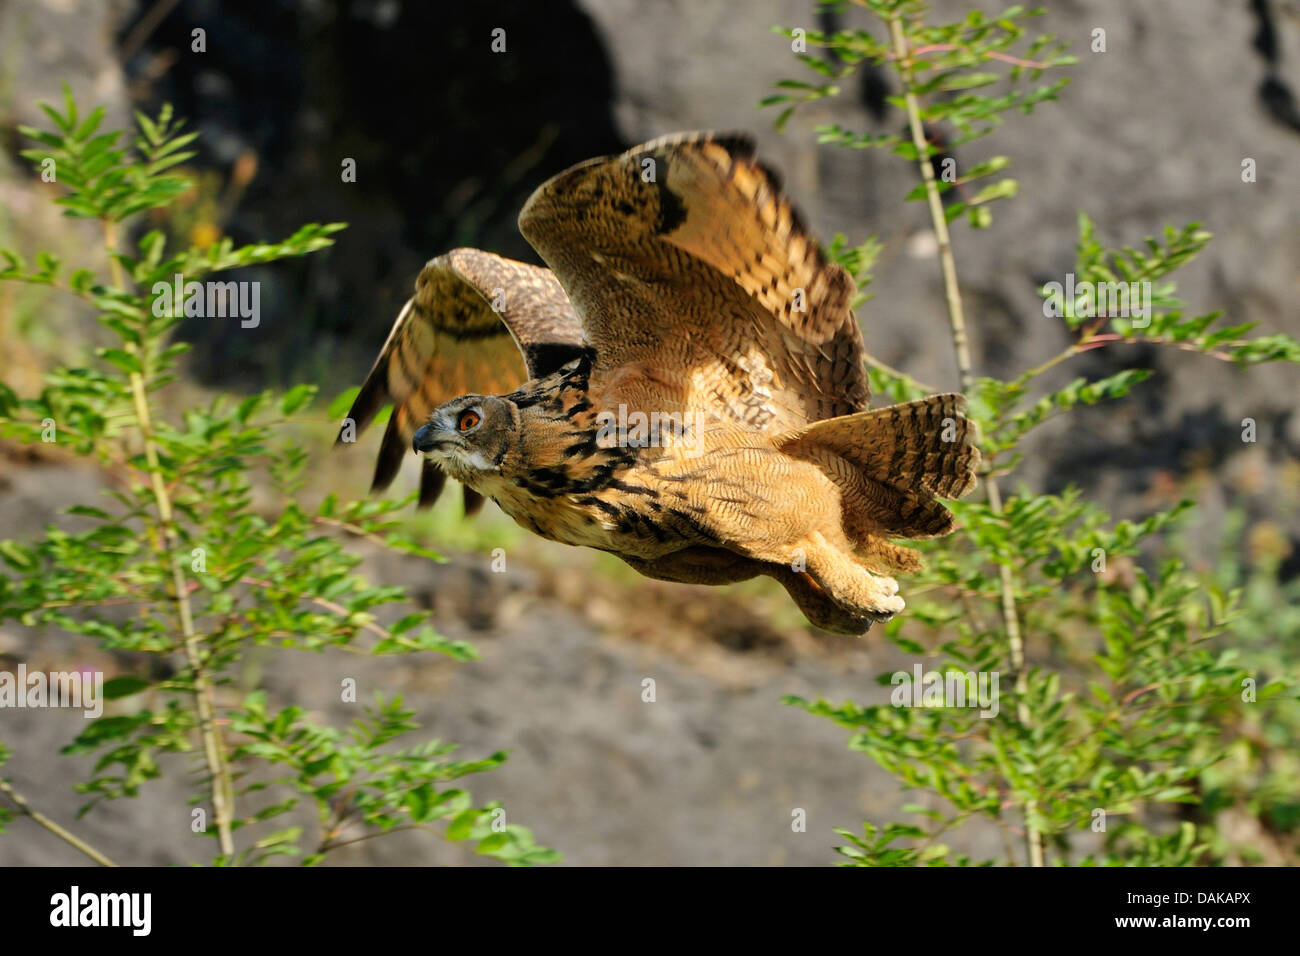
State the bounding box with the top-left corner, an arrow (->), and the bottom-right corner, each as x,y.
457,410 -> 481,432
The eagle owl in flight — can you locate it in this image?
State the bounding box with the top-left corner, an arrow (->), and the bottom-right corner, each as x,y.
340,132 -> 979,634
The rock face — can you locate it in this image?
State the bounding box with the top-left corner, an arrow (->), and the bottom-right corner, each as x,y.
0,0 -> 1297,866
0,0 -> 132,131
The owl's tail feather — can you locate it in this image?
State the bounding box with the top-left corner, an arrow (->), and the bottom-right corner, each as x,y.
776,394 -> 981,571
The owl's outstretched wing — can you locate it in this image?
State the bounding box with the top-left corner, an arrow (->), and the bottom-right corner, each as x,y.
338,248 -> 587,509
518,132 -> 870,434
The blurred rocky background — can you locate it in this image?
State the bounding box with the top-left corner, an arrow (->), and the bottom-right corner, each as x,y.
0,0 -> 1296,865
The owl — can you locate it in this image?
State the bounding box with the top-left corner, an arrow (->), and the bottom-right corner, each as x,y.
339,132 -> 979,634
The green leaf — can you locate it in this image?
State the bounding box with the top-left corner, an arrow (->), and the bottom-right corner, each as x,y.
0,540 -> 37,571
254,826 -> 303,849
101,676 -> 151,700
445,809 -> 480,842
280,384 -> 317,416
97,348 -> 142,374
476,832 -> 511,854
328,386 -> 361,420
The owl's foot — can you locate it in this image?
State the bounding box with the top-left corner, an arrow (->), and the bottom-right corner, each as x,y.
766,569 -> 879,634
751,535 -> 904,633
797,535 -> 905,623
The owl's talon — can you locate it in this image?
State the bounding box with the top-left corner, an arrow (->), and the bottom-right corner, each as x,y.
866,592 -> 905,620
874,575 -> 900,597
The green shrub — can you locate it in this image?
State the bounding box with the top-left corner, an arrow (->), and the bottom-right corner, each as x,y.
768,1 -> 1299,866
0,89 -> 557,866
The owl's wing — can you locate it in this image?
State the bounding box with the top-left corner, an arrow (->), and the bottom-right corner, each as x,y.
339,248 -> 587,508
518,132 -> 870,435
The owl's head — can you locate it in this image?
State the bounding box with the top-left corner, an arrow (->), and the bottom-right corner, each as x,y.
412,394 -> 519,483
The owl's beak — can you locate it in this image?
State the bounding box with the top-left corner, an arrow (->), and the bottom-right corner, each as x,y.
412,423 -> 439,454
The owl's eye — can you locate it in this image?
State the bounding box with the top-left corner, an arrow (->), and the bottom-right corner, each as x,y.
457,409 -> 482,432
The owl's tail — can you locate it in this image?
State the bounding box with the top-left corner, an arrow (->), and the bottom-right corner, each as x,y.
775,393 -> 981,572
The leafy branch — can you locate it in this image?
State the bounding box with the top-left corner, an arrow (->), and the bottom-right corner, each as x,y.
0,89 -> 556,866
769,1 -> 1300,866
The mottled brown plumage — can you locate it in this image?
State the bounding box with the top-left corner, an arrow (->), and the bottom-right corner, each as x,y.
339,132 -> 980,634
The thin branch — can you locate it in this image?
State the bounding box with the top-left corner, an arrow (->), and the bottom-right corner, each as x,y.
102,219 -> 237,860
887,11 -> 1045,868
1015,343 -> 1083,388
863,352 -> 941,395
1081,333 -> 1237,363
239,576 -> 425,653
240,576 -> 388,642
0,778 -> 118,866
311,514 -> 402,550
900,44 -> 1057,70
318,822 -> 439,854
